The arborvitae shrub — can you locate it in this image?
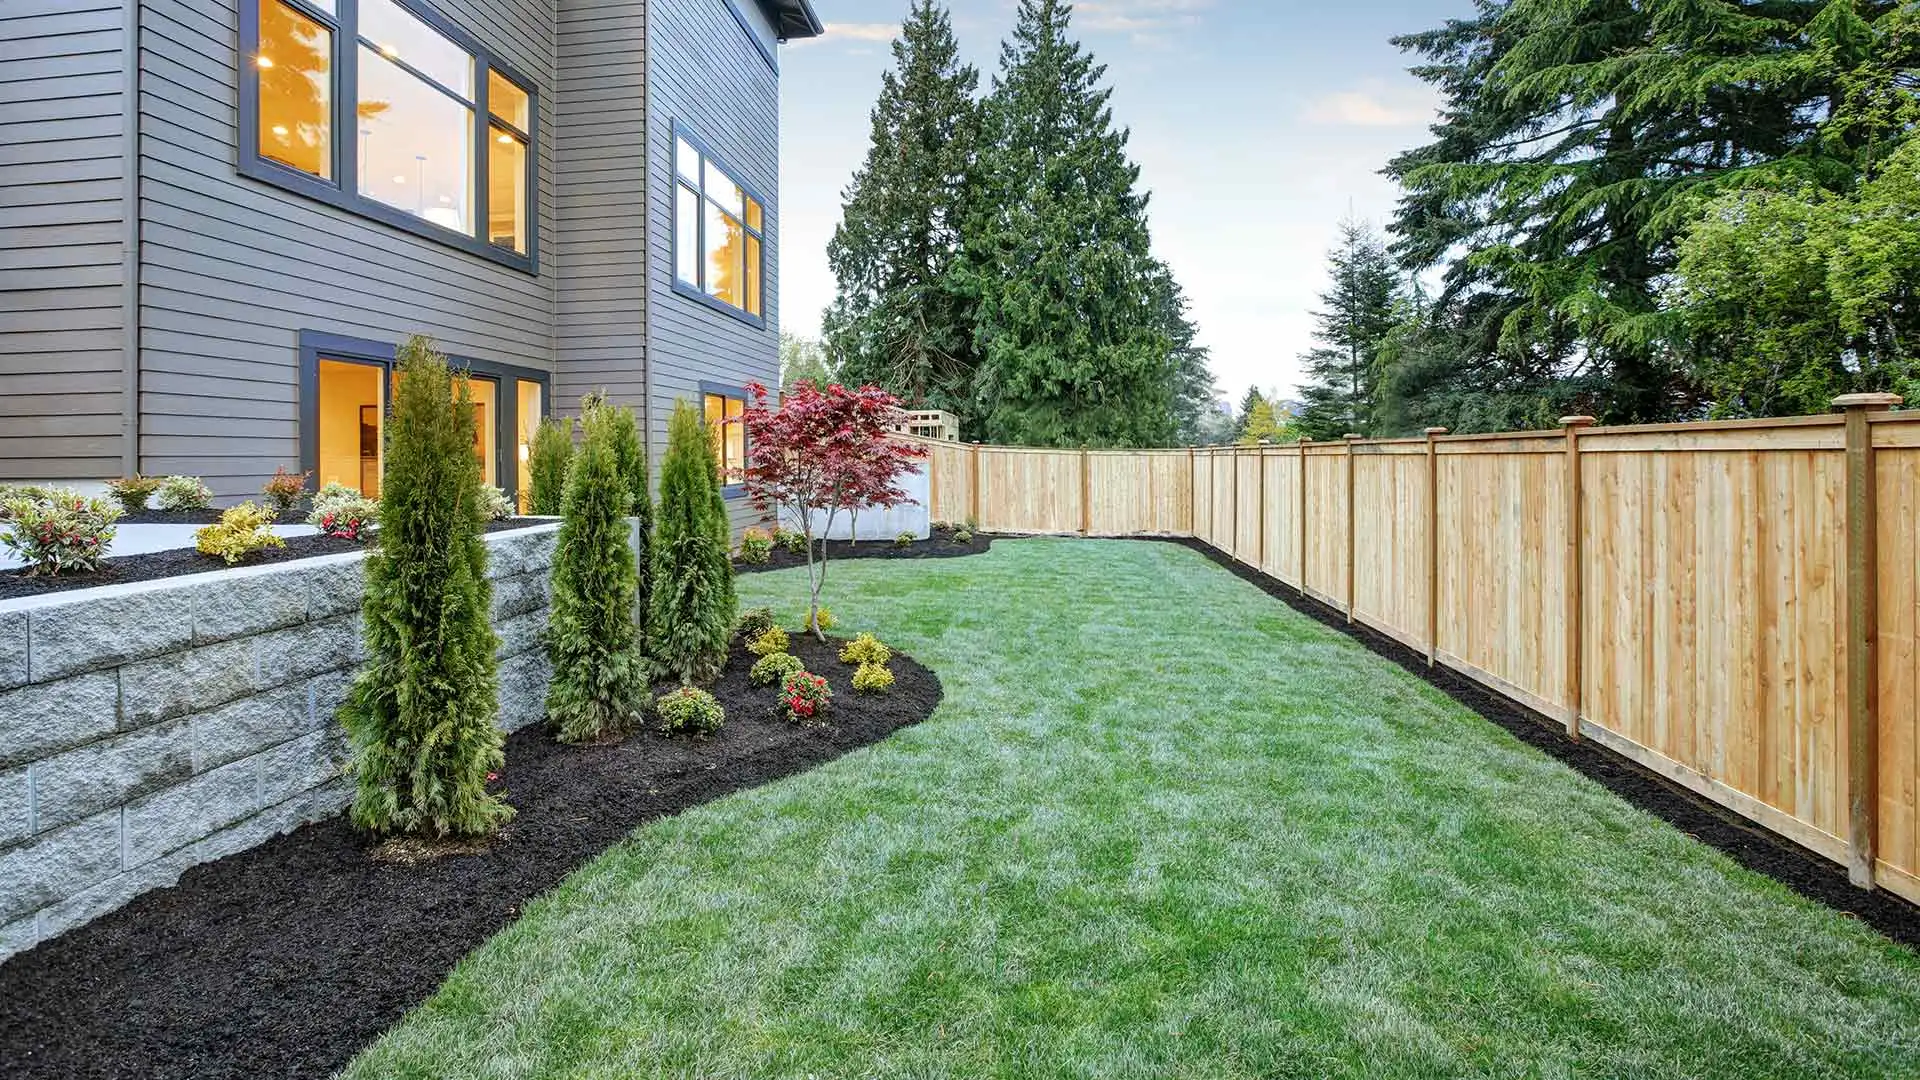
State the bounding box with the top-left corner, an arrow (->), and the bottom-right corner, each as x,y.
750,651 -> 804,686
339,335 -> 511,838
648,400 -> 736,683
656,686 -> 725,734
526,417 -> 574,515
598,398 -> 653,641
544,403 -> 648,743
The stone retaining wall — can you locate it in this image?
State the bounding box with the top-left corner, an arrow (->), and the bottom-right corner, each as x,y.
0,524 -> 559,963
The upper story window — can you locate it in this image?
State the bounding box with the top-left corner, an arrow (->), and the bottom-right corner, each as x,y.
246,0 -> 536,270
674,128 -> 765,323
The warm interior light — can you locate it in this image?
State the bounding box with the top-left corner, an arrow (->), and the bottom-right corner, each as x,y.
496,133 -> 512,144
392,174 -> 406,183
271,125 -> 288,136
380,43 -> 398,57
256,55 -> 274,68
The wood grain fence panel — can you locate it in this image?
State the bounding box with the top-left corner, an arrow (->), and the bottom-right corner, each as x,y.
1302,443 -> 1349,608
1878,437 -> 1920,892
1087,451 -> 1188,535
1235,450 -> 1262,559
1352,445 -> 1429,649
924,440 -> 973,525
1211,451 -> 1235,552
1263,447 -> 1301,585
980,448 -> 1080,534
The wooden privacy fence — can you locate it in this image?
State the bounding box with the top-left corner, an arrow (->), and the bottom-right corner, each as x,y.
911,395 -> 1920,903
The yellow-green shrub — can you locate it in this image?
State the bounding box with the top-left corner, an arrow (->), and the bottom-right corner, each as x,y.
748,625 -> 790,656
194,502 -> 285,565
852,663 -> 895,692
738,526 -> 773,563
750,651 -> 804,686
839,633 -> 891,666
656,686 -> 724,734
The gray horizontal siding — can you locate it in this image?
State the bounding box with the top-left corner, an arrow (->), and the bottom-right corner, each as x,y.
0,0 -> 128,482
646,0 -> 780,533
135,0 -> 558,498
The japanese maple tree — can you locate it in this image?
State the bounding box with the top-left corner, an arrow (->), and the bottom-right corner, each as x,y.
738,381 -> 926,638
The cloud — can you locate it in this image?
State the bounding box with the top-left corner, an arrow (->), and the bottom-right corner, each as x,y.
1300,80 -> 1441,129
1073,0 -> 1211,45
791,21 -> 897,47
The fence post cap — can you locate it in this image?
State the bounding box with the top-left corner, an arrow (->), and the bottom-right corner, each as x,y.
1423,426 -> 1449,436
1559,415 -> 1597,427
1832,392 -> 1903,410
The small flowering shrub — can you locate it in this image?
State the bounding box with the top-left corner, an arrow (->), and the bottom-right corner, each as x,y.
478,485 -> 515,522
838,632 -> 892,667
261,466 -> 310,513
656,686 -> 725,734
105,475 -> 162,514
0,490 -> 119,576
748,625 -> 790,656
738,526 -> 773,563
852,662 -> 895,692
807,606 -> 836,632
735,607 -> 776,643
775,528 -> 808,554
308,493 -> 378,539
315,481 -> 359,504
195,502 -> 286,565
894,531 -> 916,548
155,475 -> 214,511
750,651 -> 804,686
781,669 -> 832,724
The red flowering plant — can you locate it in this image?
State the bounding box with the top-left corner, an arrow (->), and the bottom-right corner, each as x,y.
737,381 -> 926,639
0,489 -> 120,576
781,669 -> 832,725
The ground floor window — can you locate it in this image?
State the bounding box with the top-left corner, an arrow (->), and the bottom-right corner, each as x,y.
703,386 -> 745,488
301,331 -> 548,503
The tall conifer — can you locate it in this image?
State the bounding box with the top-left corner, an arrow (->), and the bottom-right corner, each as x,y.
1295,222 -> 1401,441
649,401 -> 736,684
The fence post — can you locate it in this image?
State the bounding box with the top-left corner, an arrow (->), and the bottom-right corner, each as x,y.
1297,438 -> 1310,597
1079,448 -> 1091,536
1256,445 -> 1267,571
969,441 -> 982,528
1230,446 -> 1240,559
1186,446 -> 1196,536
1424,427 -> 1448,668
1560,416 -> 1596,740
1837,391 -> 1901,889
1343,434 -> 1361,622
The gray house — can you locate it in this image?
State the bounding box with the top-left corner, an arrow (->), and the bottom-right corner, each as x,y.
2,0 -> 822,517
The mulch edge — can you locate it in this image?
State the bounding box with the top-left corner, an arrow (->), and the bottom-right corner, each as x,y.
1140,534 -> 1920,949
733,533 -> 995,574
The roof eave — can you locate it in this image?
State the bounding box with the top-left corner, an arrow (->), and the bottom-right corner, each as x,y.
757,0 -> 825,41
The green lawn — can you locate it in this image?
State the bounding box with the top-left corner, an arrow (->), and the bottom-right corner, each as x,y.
347,539 -> 1920,1079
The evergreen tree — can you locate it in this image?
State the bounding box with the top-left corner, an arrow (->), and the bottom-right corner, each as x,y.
825,0 -> 982,425
545,402 -> 648,743
1238,393 -> 1283,444
780,331 -> 836,393
649,400 -> 736,684
526,417 -> 573,515
595,396 -> 653,637
1153,267 -> 1217,446
340,336 -> 510,838
1296,222 -> 1400,440
964,0 -> 1175,447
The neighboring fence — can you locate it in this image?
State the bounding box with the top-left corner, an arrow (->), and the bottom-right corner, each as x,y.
911,395 -> 1920,904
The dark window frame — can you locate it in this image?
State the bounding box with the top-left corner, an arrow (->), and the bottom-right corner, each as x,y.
671,123 -> 769,329
297,329 -> 550,499
239,0 -> 540,273
700,380 -> 750,500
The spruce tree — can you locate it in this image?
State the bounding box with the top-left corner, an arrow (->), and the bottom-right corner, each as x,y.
649,400 -> 735,684
824,0 -> 982,426
545,401 -> 648,743
1296,222 -> 1400,441
1154,268 -> 1217,446
964,0 -> 1176,447
340,336 -> 510,838
526,417 -> 573,515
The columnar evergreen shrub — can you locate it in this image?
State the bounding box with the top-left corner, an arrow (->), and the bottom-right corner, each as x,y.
544,403 -> 648,743
339,335 -> 511,838
648,400 -> 736,683
598,397 -> 653,639
526,417 -> 574,515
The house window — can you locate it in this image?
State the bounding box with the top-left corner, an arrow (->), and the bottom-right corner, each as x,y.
674,130 -> 765,321
243,0 -> 537,269
704,391 -> 746,486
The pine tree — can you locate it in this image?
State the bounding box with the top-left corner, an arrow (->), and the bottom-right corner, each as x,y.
964,0 -> 1175,447
526,417 -> 572,515
648,400 -> 736,684
824,0 -> 982,425
545,402 -> 648,743
1153,268 -> 1217,446
1296,222 -> 1400,441
340,336 -> 510,838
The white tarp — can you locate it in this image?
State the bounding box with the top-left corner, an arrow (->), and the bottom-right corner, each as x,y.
804,461 -> 930,541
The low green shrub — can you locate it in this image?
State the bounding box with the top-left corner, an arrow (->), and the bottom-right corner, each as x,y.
781,669 -> 832,724
775,528 -> 807,554
748,625 -> 790,656
262,467 -> 310,513
952,529 -> 973,545
738,526 -> 773,563
478,485 -> 515,521
894,531 -> 915,548
838,633 -> 891,666
0,489 -> 119,575
195,502 -> 285,565
735,607 -> 776,642
808,607 -> 836,632
308,490 -> 378,539
155,475 -> 214,511
852,663 -> 895,692
931,519 -> 951,533
105,475 -> 161,514
750,651 -> 804,686
656,686 -> 725,734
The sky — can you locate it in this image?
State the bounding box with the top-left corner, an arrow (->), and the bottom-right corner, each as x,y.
776,0 -> 1465,406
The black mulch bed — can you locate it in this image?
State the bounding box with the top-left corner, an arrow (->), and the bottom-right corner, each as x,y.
0,519 -> 549,602
0,632 -> 940,1080
735,530 -> 993,574
1156,535 -> 1920,949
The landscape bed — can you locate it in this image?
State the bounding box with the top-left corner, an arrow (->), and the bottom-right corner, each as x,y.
0,632 -> 941,1080
734,530 -> 992,574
